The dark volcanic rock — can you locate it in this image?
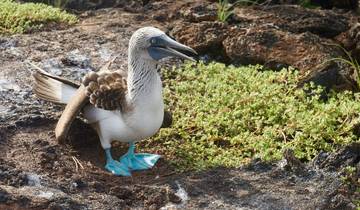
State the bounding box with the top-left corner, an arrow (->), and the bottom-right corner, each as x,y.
234,5 -> 350,38
336,23 -> 360,62
311,0 -> 358,10
171,21 -> 228,54
223,26 -> 340,70
313,143 -> 360,171
171,21 -> 231,63
299,62 -> 358,92
180,2 -> 218,22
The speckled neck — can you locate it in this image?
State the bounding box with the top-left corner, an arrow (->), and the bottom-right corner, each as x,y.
127,53 -> 160,101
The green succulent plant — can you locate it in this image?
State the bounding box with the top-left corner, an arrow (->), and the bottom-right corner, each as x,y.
0,0 -> 77,34
141,62 -> 360,171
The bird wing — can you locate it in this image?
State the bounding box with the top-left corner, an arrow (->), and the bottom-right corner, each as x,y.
82,70 -> 128,111
31,62 -> 81,104
55,58 -> 129,143
55,85 -> 88,143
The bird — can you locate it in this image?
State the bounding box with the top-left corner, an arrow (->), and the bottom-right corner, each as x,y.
32,27 -> 197,176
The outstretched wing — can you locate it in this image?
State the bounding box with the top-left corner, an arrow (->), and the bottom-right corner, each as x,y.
55,85 -> 88,143
55,58 -> 124,143
82,71 -> 128,111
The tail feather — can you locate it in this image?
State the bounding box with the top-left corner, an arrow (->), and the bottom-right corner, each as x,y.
33,70 -> 80,104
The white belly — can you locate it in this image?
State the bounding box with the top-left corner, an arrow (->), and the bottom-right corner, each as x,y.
99,107 -> 163,141
124,100 -> 164,140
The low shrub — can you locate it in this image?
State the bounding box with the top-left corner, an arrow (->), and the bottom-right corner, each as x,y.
0,0 -> 77,34
143,62 -> 360,171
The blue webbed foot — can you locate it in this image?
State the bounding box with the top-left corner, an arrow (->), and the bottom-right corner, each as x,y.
119,143 -> 160,171
105,159 -> 131,176
120,153 -> 161,171
104,148 -> 131,176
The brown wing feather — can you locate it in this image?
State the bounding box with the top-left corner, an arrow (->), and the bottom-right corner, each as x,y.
36,70 -> 80,89
55,85 -> 88,143
33,69 -> 80,104
82,71 -> 128,111
54,58 -> 118,143
29,61 -> 81,90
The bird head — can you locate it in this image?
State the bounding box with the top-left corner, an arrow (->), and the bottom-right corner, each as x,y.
128,27 -> 197,62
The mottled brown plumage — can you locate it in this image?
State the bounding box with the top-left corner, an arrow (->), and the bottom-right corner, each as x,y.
83,71 -> 128,111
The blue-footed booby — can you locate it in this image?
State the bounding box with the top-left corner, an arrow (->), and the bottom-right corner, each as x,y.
32,27 -> 196,176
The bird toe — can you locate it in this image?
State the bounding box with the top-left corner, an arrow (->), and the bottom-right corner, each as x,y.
105,160 -> 131,176
120,153 -> 161,171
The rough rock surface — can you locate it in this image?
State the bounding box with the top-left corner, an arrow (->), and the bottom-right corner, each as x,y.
216,0 -> 359,10
336,23 -> 360,61
223,27 -> 339,69
311,0 -> 359,10
0,0 -> 359,209
180,2 -> 218,23
234,5 -> 350,38
171,21 -> 228,54
171,4 -> 359,91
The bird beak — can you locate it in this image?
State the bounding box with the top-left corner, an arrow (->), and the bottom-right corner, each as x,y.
148,35 -> 197,62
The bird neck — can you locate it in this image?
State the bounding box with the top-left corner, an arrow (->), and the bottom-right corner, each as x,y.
127,55 -> 161,101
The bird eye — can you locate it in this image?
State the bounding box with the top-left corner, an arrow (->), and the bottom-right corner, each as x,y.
150,38 -> 157,45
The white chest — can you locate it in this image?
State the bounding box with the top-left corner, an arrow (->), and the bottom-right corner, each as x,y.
127,76 -> 163,137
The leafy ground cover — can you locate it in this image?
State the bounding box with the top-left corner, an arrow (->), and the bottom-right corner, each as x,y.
144,62 -> 360,171
0,0 -> 76,34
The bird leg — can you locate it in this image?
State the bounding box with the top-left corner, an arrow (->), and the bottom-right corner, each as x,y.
104,148 -> 131,176
119,143 -> 160,171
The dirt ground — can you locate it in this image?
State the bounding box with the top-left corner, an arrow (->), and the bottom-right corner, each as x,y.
1,120 -> 358,209
0,0 -> 359,209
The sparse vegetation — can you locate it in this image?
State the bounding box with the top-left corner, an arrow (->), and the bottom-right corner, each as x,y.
299,0 -> 318,8
22,0 -> 71,8
217,0 -> 234,22
0,0 -> 77,34
217,0 -> 259,22
143,62 -> 360,171
341,166 -> 357,185
341,166 -> 360,209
